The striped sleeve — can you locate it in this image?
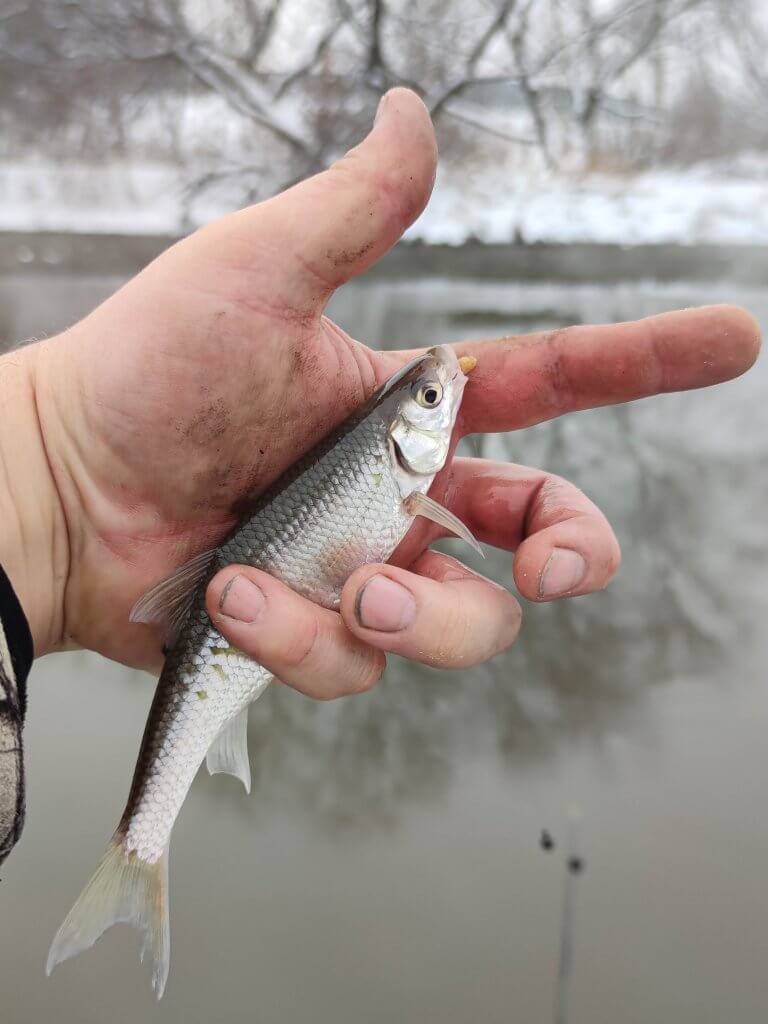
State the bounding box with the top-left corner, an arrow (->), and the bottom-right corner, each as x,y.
0,565 -> 33,866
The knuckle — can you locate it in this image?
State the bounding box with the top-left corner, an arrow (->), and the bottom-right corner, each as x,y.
314,648 -> 383,701
281,620 -> 385,700
346,649 -> 386,696
279,614 -> 321,672
427,589 -> 521,669
331,156 -> 423,233
604,536 -> 622,581
373,169 -> 424,227
542,329 -> 578,417
498,601 -> 523,650
538,474 -> 586,524
428,605 -> 474,668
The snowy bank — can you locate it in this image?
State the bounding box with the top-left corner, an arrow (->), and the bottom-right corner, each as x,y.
2,155 -> 768,247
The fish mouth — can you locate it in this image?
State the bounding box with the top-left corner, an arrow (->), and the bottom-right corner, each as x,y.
426,346 -> 476,382
426,344 -> 458,376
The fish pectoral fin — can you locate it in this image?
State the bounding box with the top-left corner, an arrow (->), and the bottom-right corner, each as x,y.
404,492 -> 484,558
130,548 -> 217,645
206,707 -> 251,794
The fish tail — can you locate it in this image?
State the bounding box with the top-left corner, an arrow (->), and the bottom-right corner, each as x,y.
46,835 -> 170,998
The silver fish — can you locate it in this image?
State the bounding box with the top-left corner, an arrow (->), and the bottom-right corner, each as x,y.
47,345 -> 479,996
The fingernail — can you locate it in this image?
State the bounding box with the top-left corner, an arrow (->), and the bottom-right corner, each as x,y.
374,92 -> 389,125
218,575 -> 266,623
355,575 -> 416,632
540,548 -> 587,598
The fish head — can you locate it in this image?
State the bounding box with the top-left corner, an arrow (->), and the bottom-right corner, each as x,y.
386,345 -> 470,496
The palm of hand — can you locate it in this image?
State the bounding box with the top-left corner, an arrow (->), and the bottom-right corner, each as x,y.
31,91 -> 446,667
40,236 -> 409,668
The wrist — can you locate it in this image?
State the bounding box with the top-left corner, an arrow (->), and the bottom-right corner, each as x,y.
0,342 -> 69,656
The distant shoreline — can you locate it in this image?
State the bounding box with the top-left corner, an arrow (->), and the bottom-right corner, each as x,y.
0,232 -> 765,285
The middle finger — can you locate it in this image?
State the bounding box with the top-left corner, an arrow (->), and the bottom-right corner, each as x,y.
393,457 -> 621,601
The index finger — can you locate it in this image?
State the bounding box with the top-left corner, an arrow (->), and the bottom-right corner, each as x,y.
381,304 -> 760,434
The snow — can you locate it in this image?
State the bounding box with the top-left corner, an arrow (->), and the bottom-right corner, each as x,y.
0,160 -> 183,235
407,158 -> 768,246
2,152 -> 768,247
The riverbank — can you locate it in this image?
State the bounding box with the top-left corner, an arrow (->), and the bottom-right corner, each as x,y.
4,154 -> 768,250
1,231 -> 766,285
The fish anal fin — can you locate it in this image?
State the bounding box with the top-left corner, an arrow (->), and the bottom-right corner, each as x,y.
206,707 -> 251,793
47,838 -> 170,999
404,492 -> 484,557
129,548 -> 217,644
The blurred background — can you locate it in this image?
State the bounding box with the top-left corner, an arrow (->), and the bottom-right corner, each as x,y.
0,3 -> 767,1023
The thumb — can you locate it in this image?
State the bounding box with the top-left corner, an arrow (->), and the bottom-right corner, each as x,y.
247,88 -> 437,306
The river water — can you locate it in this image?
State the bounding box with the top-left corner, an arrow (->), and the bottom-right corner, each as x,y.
0,250 -> 766,1023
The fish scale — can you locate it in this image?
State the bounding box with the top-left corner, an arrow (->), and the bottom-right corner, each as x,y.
47,346 -> 473,997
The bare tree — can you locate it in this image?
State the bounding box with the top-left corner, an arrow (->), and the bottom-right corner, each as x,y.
715,0 -> 768,104
0,0 -> 759,205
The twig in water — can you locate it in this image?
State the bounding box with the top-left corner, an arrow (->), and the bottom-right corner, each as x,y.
553,807 -> 585,1024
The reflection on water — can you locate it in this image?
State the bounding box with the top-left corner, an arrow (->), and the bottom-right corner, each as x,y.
1,263 -> 767,1023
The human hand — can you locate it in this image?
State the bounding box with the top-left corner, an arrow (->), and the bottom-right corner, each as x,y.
2,88 -> 759,690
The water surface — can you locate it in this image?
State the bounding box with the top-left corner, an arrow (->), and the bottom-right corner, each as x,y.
0,257 -> 766,1023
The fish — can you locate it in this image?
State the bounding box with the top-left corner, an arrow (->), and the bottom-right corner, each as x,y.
46,345 -> 480,997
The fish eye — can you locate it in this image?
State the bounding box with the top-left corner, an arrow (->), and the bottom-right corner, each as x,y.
415,382 -> 443,408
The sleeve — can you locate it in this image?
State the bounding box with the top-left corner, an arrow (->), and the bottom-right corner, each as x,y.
0,564 -> 34,867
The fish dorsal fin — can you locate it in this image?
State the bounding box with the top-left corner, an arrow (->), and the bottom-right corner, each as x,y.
206,706 -> 251,793
404,492 -> 484,557
129,548 -> 217,643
